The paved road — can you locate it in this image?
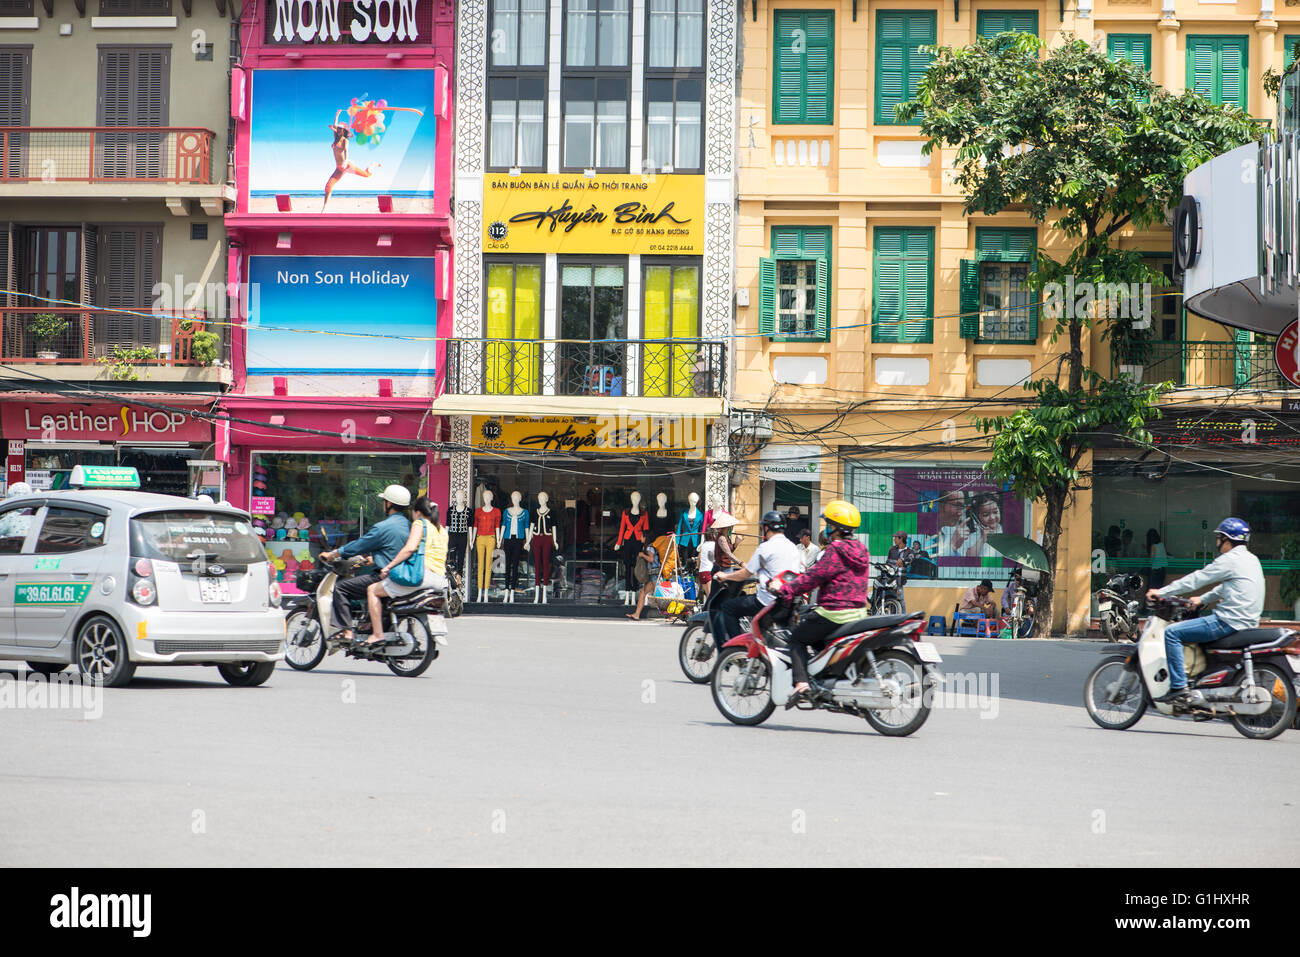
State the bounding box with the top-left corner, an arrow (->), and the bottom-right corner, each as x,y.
2,618 -> 1297,866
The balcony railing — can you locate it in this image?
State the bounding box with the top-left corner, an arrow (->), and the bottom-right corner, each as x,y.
0,308 -> 225,366
0,128 -> 216,184
445,338 -> 726,399
1121,340 -> 1295,390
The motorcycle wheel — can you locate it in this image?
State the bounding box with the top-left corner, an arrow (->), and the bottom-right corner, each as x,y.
385,616 -> 438,678
1229,663 -> 1298,741
861,651 -> 932,737
711,648 -> 775,726
284,609 -> 327,672
1083,656 -> 1147,730
1099,613 -> 1116,643
878,597 -> 904,618
678,624 -> 715,683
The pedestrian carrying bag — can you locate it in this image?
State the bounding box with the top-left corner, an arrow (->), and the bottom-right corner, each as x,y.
388,520 -> 426,587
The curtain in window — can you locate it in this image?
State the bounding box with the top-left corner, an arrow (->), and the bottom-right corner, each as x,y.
493,0 -> 519,66
519,0 -> 547,65
677,0 -> 703,68
675,94 -> 701,169
645,95 -> 673,170
517,99 -> 544,167
648,0 -> 675,67
596,96 -> 626,168
486,263 -> 541,395
598,0 -> 629,66
564,87 -> 594,167
489,96 -> 517,168
643,265 -> 699,397
567,0 -> 596,66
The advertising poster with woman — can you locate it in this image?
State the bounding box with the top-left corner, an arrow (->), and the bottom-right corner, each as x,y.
249,69 -> 436,213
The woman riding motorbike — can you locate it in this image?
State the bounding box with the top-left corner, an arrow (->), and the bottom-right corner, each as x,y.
774,499 -> 874,704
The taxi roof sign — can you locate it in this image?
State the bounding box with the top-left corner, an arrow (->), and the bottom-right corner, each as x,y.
69,465 -> 141,489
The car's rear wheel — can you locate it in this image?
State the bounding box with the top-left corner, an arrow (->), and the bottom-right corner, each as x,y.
217,661 -> 276,687
25,661 -> 69,676
75,616 -> 135,688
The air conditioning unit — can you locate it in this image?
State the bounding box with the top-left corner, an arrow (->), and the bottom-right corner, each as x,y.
728,410 -> 773,439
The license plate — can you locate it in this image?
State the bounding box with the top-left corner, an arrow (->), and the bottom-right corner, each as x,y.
913,641 -> 942,663
1097,601 -> 1112,612
199,577 -> 231,603
427,615 -> 448,636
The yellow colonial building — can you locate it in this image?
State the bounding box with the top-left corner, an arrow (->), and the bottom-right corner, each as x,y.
731,0 -> 1300,635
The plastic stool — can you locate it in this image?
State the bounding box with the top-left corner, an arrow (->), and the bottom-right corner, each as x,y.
927,615 -> 947,636
955,612 -> 983,637
974,619 -> 997,638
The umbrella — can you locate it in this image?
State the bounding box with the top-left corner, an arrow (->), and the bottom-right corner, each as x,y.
984,534 -> 1050,572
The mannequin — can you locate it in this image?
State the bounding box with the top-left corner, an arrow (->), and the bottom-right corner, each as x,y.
447,489 -> 471,596
500,490 -> 529,602
473,488 -> 502,601
648,491 -> 674,539
676,491 -> 704,566
615,491 -> 649,592
526,491 -> 560,603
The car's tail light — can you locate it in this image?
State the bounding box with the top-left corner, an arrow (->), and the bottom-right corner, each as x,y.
268,578 -> 282,608
134,558 -> 153,578
132,579 -> 156,605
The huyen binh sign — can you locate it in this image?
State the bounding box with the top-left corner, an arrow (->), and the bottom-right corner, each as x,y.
472,416 -> 706,459
270,0 -> 422,43
482,174 -> 705,255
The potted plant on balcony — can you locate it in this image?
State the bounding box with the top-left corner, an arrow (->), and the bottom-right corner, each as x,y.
30,313 -> 69,360
1108,314 -> 1153,384
178,317 -> 221,366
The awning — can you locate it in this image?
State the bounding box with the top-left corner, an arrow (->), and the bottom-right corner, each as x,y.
430,394 -> 724,418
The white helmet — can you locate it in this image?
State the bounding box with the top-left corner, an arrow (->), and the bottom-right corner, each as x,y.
5,482 -> 32,498
379,484 -> 411,507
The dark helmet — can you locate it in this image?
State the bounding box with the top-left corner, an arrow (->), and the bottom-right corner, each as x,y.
1214,517 -> 1250,542
760,510 -> 786,532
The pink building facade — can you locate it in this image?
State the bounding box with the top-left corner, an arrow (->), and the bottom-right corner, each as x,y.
222,0 -> 453,592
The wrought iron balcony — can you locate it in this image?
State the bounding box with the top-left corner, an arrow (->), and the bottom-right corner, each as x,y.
445,338 -> 726,399
0,127 -> 216,185
1117,340 -> 1294,391
0,308 -> 226,366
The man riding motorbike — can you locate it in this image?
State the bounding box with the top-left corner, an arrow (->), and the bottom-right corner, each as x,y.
773,500 -> 873,705
1144,517 -> 1264,707
710,510 -> 801,646
319,484 -> 413,644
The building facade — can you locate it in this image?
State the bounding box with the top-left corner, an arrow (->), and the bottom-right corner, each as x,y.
733,0 -> 1300,634
220,0 -> 454,594
444,0 -> 737,607
0,0 -> 237,495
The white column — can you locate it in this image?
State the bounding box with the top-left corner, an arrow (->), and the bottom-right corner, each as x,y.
547,1 -> 563,174
629,0 -> 645,172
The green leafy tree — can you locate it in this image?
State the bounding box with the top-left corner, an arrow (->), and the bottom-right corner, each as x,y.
899,34 -> 1261,635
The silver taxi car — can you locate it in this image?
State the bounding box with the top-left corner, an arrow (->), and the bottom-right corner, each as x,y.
0,466 -> 285,687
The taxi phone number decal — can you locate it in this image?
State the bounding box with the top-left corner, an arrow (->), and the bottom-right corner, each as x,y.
16,583 -> 92,605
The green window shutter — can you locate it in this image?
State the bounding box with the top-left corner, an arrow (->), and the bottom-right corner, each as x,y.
1286,35 -> 1300,69
1187,38 -> 1216,101
977,11 -> 1037,39
1218,38 -> 1247,111
975,227 -> 1036,262
772,11 -> 835,125
814,258 -> 829,338
875,11 -> 934,125
872,231 -> 903,343
959,259 -> 980,338
1108,34 -> 1151,71
773,228 -> 803,258
801,227 -> 832,263
874,227 -> 934,343
759,257 -> 776,336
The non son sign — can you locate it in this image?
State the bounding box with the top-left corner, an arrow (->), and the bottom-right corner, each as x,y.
272,0 -> 420,43
1276,319 -> 1300,389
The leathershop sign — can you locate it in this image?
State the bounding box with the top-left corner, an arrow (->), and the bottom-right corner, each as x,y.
270,0 -> 421,43
1,403 -> 209,443
482,174 -> 705,255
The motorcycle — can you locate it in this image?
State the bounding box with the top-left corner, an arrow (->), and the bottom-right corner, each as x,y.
1084,596 -> 1299,740
1095,572 -> 1144,642
283,554 -> 447,678
710,573 -> 944,736
677,579 -> 749,683
868,560 -> 907,616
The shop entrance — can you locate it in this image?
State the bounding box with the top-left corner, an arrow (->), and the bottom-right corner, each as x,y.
470,456 -> 705,606
23,444 -> 199,495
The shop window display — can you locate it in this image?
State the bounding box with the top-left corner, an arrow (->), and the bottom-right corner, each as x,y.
468,458 -> 706,604
252,452 -> 425,593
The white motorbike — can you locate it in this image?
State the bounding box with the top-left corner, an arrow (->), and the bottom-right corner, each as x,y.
710,573 -> 944,737
1084,596 -> 1299,740
283,554 -> 447,678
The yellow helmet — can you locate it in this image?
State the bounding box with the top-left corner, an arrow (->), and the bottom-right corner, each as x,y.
820,499 -> 861,534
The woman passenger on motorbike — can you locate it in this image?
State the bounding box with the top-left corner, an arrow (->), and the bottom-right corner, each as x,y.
774,500 -> 874,704
364,497 -> 449,647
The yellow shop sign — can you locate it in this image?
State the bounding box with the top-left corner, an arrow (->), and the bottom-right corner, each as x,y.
473,415 -> 706,459
482,174 -> 704,255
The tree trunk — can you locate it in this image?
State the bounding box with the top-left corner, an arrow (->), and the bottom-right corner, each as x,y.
1068,317 -> 1083,393
1033,482 -> 1070,638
